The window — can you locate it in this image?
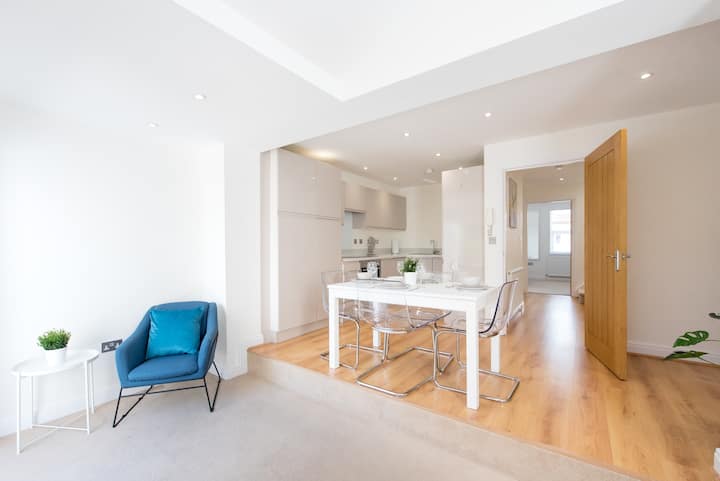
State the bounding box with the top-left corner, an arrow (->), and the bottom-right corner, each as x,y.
527,208 -> 539,260
549,208 -> 571,254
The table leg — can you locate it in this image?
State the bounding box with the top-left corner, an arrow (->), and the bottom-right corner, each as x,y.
84,361 -> 90,434
16,375 -> 22,454
30,376 -> 36,425
465,307 -> 479,410
491,336 -> 501,372
328,292 -> 340,368
89,362 -> 95,414
372,330 -> 381,348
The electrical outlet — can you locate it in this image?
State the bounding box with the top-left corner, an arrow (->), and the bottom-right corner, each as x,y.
101,339 -> 123,353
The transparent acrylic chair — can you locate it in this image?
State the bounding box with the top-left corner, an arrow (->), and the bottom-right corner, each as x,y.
319,270 -> 383,369
356,297 -> 455,397
432,279 -> 520,403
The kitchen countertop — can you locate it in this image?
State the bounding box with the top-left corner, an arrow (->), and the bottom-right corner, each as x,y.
341,253 -> 442,262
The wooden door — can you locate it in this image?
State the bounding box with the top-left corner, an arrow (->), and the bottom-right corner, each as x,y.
584,129 -> 628,380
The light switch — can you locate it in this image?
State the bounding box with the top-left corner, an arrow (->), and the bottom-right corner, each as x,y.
488,236 -> 497,245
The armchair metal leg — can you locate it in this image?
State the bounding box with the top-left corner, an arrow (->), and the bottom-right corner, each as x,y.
112,385 -> 153,428
203,361 -> 222,412
432,329 -> 520,403
113,361 -> 223,427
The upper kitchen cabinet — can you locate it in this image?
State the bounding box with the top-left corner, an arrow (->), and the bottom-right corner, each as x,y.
315,161 -> 342,219
389,193 -> 407,230
343,182 -> 367,213
362,188 -> 406,230
277,149 -> 341,219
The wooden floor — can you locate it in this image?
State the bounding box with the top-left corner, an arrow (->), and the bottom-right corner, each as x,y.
249,294 -> 720,481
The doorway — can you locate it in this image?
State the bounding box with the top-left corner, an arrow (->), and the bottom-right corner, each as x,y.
527,200 -> 572,295
504,161 -> 584,301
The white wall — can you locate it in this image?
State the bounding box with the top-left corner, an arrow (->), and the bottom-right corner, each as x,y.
402,183 -> 443,250
442,166 -> 484,273
0,104 -> 228,436
223,144 -> 265,375
484,102 -> 720,358
341,171 -> 441,251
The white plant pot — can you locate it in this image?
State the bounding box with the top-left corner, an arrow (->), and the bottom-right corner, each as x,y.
45,348 -> 67,367
403,272 -> 417,286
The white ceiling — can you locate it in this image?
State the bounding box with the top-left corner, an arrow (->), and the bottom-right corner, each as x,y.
1,0 -> 719,157
520,162 -> 585,189
290,21 -> 720,186
176,0 -> 623,100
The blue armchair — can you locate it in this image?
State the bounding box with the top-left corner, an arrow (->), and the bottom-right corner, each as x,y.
113,301 -> 221,427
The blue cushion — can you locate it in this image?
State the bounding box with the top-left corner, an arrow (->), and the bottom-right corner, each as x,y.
128,354 -> 198,382
146,306 -> 203,359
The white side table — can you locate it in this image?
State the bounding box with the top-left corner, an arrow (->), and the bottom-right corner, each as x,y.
11,348 -> 99,454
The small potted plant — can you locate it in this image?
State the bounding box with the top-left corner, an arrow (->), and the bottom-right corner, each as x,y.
401,257 -> 419,285
37,329 -> 71,367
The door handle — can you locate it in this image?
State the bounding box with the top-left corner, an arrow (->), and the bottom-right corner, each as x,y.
607,249 -> 631,272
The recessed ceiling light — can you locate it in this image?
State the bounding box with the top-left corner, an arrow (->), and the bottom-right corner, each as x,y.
435,153 -> 441,157
458,166 -> 463,170
555,166 -> 564,171
393,176 -> 398,181
147,122 -> 158,128
640,72 -> 653,80
425,168 -> 434,174
484,112 -> 492,118
404,132 -> 410,137
194,93 -> 207,101
559,177 -> 566,182
363,166 -> 368,171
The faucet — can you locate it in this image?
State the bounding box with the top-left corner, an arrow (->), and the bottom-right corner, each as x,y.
430,240 -> 436,253
367,236 -> 379,256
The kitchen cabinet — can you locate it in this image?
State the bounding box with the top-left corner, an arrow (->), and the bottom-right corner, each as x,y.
343,260 -> 361,274
277,149 -> 341,219
315,161 -> 342,219
389,194 -> 407,230
381,258 -> 403,277
278,215 -> 341,332
265,148 -> 342,343
277,149 -> 316,216
431,257 -> 443,274
362,188 -> 406,230
343,182 -> 367,213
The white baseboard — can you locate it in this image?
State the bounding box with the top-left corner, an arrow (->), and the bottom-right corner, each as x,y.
627,341 -> 720,365
264,319 -> 327,344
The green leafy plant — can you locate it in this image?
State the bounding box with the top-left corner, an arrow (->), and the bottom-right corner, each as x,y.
664,312 -> 719,365
37,329 -> 71,351
400,257 -> 419,273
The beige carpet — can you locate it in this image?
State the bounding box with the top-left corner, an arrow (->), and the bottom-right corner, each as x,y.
0,375 -> 517,481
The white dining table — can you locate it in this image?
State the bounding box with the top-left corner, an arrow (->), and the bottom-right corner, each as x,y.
327,280 -> 500,409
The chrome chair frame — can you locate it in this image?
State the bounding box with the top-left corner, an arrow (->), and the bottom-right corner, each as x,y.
319,270 -> 383,369
356,304 -> 455,398
432,280 -> 520,403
